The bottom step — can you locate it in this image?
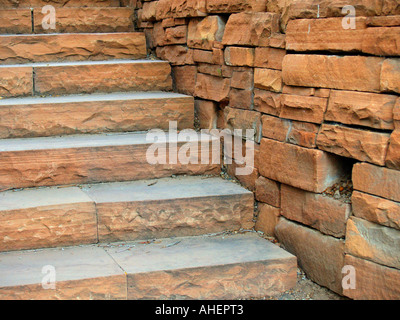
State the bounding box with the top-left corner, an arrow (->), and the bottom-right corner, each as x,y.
0,233 -> 297,300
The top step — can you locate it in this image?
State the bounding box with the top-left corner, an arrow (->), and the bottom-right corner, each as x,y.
0,0 -> 120,8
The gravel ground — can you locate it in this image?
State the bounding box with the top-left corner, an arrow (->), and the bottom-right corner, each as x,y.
263,268 -> 348,300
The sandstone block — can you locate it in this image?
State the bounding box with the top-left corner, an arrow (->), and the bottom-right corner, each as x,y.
316,124 -> 390,166
281,184 -> 351,238
352,191 -> 400,230
286,17 -> 367,52
172,65 -> 197,95
353,162 -> 400,202
362,27 -> 400,56
280,94 -> 327,124
325,90 -> 397,130
254,89 -> 281,116
343,254 -> 400,300
283,54 -> 384,92
255,176 -> 280,207
275,217 -> 345,294
255,203 -> 280,236
187,16 -> 225,50
224,47 -> 255,67
254,68 -> 283,92
381,58 -> 400,94
345,217 -> 400,269
195,73 -> 230,102
222,12 -> 280,46
254,47 -> 286,70
260,138 -> 346,193
0,67 -> 32,98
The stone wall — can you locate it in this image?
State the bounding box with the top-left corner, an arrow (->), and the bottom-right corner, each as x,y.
130,0 -> 400,299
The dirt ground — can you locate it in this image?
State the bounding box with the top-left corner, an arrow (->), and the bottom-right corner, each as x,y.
263,268 -> 348,300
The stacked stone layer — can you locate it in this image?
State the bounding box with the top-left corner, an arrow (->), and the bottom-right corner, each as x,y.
136,0 -> 400,299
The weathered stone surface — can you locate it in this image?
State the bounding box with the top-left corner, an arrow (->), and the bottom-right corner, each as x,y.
343,254 -> 400,300
0,187 -> 97,252
366,15 -> 400,27
226,160 -> 259,192
0,9 -> 31,34
325,90 -> 397,130
222,12 -> 280,46
140,1 -> 158,21
156,45 -> 194,65
282,0 -> 396,23
381,58 -> 400,94
260,138 -> 346,193
163,25 -> 188,45
283,54 -> 384,92
281,184 -> 350,238
0,246 -> 126,300
394,98 -> 400,129
345,217 -> 400,269
229,88 -> 253,110
287,121 -> 319,148
362,27 -> 400,56
262,115 -> 290,142
254,68 -> 282,92
187,16 -> 225,50
206,0 -> 267,13
104,234 -> 297,300
83,177 -> 254,242
193,48 -> 223,64
34,61 -> 172,96
316,124 -> 390,166
254,89 -> 281,116
280,94 -> 327,124
0,132 -> 220,190
275,217 -> 345,294
0,33 -> 146,64
353,162 -> 400,202
224,47 -> 255,67
286,17 -> 367,52
255,176 -> 280,207
0,66 -> 32,98
0,93 -> 194,138
224,107 -> 262,142
255,203 -> 280,236
195,99 -> 218,129
0,0 -> 120,8
352,191 -> 400,230
33,8 -> 134,33
386,130 -> 400,169
195,73 -> 230,102
231,69 -> 253,90
156,0 -> 207,20
172,65 -> 197,95
254,47 -> 286,70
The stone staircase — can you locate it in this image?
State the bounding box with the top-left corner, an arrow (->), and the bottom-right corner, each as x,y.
0,0 -> 296,300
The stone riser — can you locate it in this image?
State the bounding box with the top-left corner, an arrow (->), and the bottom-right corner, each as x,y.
0,33 -> 146,64
0,177 -> 253,252
0,93 -> 194,139
0,234 -> 297,300
0,8 -> 135,34
0,60 -> 173,98
0,132 -> 221,191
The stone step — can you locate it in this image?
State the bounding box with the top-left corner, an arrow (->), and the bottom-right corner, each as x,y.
0,131 -> 221,190
0,60 -> 173,98
33,8 -> 135,34
0,8 -> 135,34
0,176 -> 253,252
0,92 -> 194,138
0,33 -> 146,64
0,233 -> 297,300
0,0 -> 120,8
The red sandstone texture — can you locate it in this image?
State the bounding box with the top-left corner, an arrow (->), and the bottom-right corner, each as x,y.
135,0 -> 400,300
